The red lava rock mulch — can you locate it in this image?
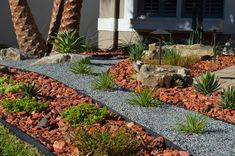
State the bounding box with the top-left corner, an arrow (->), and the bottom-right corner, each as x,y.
0,65 -> 188,156
109,55 -> 235,124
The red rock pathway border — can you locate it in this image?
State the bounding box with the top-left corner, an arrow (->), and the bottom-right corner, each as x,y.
109,55 -> 235,124
0,65 -> 188,156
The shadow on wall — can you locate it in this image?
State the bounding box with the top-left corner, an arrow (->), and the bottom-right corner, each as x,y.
0,0 -> 99,48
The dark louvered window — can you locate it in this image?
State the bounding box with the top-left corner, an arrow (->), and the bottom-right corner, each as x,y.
181,0 -> 224,18
138,0 -> 177,17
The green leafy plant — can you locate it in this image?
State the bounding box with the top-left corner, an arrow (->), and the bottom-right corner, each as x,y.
219,87 -> 235,110
22,82 -> 39,97
74,125 -> 141,156
62,103 -> 109,127
127,88 -> 162,107
176,113 -> 208,134
49,30 -> 89,53
91,72 -> 116,90
194,72 -> 221,95
0,77 -> 24,94
70,58 -> 91,74
1,97 -> 48,113
129,42 -> 146,61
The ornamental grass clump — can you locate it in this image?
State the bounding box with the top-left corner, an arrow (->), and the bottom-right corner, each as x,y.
219,87 -> 235,110
74,125 -> 141,156
176,113 -> 208,134
62,103 -> 109,127
193,72 -> 221,95
70,58 -> 91,74
129,42 -> 146,61
127,88 -> 162,107
49,30 -> 89,53
91,72 -> 116,90
0,76 -> 24,94
1,97 -> 47,113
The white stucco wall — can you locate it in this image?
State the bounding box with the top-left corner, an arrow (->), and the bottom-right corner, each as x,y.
0,0 -> 99,47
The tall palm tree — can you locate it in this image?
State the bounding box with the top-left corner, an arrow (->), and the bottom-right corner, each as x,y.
58,0 -> 83,33
8,0 -> 48,58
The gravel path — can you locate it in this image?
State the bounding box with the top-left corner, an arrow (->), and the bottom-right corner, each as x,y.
1,59 -> 235,156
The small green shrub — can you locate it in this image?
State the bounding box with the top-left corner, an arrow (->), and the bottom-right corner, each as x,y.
194,72 -> 221,95
22,82 -> 39,97
0,77 -> 24,94
62,103 -> 109,127
176,113 -> 208,134
49,30 -> 89,53
127,88 -> 162,107
70,58 -> 91,74
129,42 -> 146,61
74,126 -> 141,156
219,87 -> 235,110
91,72 -> 116,90
1,97 -> 48,113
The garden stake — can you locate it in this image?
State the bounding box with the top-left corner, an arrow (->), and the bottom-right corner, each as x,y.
213,29 -> 217,62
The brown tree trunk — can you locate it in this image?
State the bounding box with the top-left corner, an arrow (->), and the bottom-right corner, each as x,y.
59,0 -> 83,34
8,0 -> 48,58
47,0 -> 64,53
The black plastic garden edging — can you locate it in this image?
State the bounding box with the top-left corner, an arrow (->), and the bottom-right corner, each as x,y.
0,118 -> 55,156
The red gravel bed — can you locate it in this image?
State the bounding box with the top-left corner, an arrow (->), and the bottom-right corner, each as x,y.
0,65 -> 188,156
109,56 -> 235,124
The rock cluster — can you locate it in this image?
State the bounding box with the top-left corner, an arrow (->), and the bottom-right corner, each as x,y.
0,48 -> 29,61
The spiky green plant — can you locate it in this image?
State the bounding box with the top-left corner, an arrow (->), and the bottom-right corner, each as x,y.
70,58 -> 91,74
22,82 -> 39,97
193,72 -> 221,95
127,88 -> 162,107
219,87 -> 235,110
129,42 -> 146,61
49,30 -> 89,53
176,113 -> 208,134
91,72 -> 116,90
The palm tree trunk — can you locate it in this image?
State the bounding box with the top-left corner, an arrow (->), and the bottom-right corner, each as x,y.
59,0 -> 83,34
8,0 -> 47,58
47,0 -> 64,53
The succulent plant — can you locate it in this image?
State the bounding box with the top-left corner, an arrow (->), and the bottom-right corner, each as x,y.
193,72 -> 221,95
91,72 -> 116,90
70,58 -> 91,74
22,82 -> 39,97
219,87 -> 235,110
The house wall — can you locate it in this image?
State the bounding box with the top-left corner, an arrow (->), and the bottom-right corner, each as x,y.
0,0 -> 99,47
98,0 -> 235,49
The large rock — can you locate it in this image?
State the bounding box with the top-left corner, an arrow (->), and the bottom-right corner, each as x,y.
163,44 -> 214,58
137,64 -> 192,88
31,53 -> 92,65
0,48 -> 29,60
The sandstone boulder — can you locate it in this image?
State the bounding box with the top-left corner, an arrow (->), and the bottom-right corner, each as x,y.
31,53 -> 92,65
0,48 -> 29,61
137,64 -> 192,88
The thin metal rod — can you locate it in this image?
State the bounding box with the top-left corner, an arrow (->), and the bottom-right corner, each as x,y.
213,29 -> 217,62
159,34 -> 162,65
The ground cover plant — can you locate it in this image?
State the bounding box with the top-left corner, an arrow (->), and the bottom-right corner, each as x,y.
0,125 -> 42,156
0,76 -> 24,93
176,113 -> 208,134
91,72 -> 116,90
62,103 -> 109,127
127,88 -> 162,107
0,65 -> 185,155
109,56 -> 235,124
70,58 -> 91,74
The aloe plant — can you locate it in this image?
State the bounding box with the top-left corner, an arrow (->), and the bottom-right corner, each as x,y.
219,87 -> 235,110
194,72 -> 221,95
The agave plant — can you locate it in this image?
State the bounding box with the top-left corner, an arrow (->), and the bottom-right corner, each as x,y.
22,82 -> 39,97
127,88 -> 162,107
176,113 -> 208,134
219,87 -> 235,110
193,72 -> 221,95
49,30 -> 88,53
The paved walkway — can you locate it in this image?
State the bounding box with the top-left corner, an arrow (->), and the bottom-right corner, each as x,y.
0,59 -> 235,156
213,65 -> 235,89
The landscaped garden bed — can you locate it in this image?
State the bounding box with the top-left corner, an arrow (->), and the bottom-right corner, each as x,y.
0,65 -> 188,156
109,55 -> 235,124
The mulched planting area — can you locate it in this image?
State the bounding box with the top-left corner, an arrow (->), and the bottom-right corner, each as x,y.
109,55 -> 235,124
0,65 -> 188,156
